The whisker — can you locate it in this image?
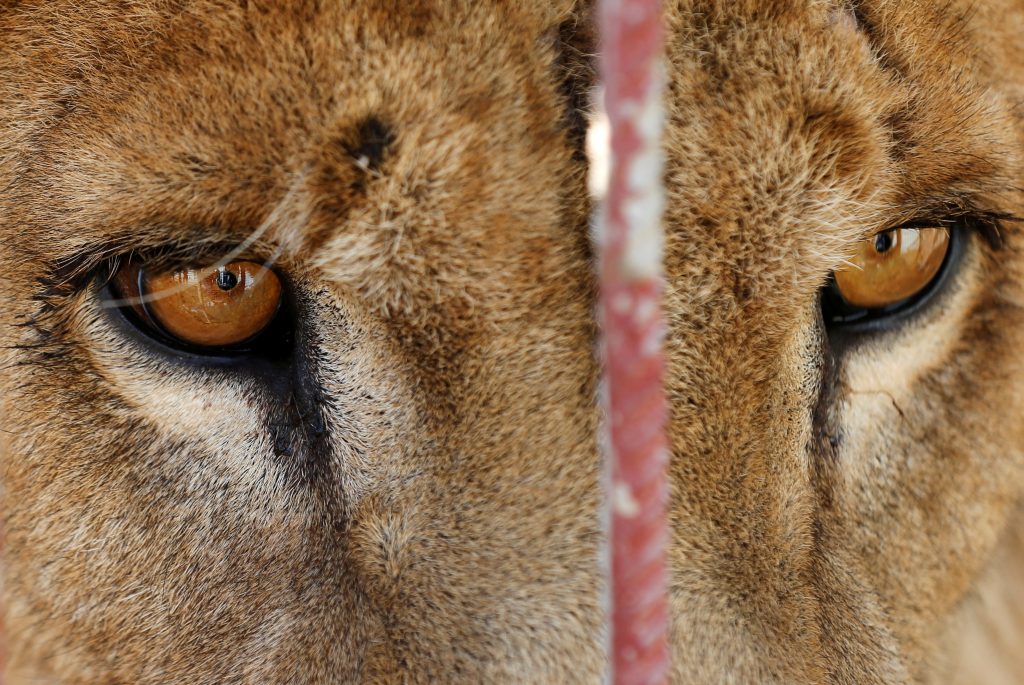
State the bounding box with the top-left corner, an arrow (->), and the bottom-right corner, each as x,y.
98,170 -> 312,310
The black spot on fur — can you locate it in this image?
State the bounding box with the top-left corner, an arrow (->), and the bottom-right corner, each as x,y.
341,117 -> 396,173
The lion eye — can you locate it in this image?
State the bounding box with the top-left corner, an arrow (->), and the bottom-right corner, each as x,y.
112,260 -> 283,348
829,226 -> 950,314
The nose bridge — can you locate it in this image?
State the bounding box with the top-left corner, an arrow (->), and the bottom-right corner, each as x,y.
667,294 -> 831,681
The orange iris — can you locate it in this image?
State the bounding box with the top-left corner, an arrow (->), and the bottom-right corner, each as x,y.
113,260 -> 283,347
833,227 -> 950,309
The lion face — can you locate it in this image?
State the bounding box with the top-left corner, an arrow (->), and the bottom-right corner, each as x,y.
0,2 -> 604,682
3,1 -> 1024,683
661,1 -> 1024,682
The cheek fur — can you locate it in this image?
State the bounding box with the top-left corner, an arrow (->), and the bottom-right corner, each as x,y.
837,244 -> 982,476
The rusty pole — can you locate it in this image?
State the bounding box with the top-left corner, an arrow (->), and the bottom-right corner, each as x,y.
597,0 -> 669,683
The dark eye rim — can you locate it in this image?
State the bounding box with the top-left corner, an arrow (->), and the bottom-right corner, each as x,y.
101,260 -> 294,360
821,221 -> 966,333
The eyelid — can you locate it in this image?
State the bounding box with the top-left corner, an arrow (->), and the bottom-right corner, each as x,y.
129,249 -> 269,273
862,202 -> 1011,250
99,252 -> 265,308
52,239 -> 281,294
866,220 -> 949,238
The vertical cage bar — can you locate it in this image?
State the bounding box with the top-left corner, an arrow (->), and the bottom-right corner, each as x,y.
597,0 -> 669,683
1,531 -> 5,685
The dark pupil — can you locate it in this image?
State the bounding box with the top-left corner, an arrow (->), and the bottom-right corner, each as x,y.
216,269 -> 239,291
874,231 -> 895,254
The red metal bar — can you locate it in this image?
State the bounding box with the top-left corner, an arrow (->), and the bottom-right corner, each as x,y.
597,0 -> 669,683
1,528 -> 5,684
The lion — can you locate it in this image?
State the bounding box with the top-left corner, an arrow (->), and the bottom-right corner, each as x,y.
2,0 -> 1024,683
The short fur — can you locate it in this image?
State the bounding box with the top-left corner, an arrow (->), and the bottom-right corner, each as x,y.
2,1 -> 1024,683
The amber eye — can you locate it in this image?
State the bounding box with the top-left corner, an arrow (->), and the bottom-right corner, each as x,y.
831,226 -> 950,312
112,260 -> 283,348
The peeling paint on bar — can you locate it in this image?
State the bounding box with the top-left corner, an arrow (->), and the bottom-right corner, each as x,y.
622,193 -> 664,279
613,483 -> 641,517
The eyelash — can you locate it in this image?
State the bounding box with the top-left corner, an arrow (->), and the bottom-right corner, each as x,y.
906,207 -> 1006,249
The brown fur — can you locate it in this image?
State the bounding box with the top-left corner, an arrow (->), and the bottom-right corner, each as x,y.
3,0 -> 1024,683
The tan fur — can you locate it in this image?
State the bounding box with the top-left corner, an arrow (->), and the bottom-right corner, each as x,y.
3,0 -> 1024,683
660,1 -> 1024,682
